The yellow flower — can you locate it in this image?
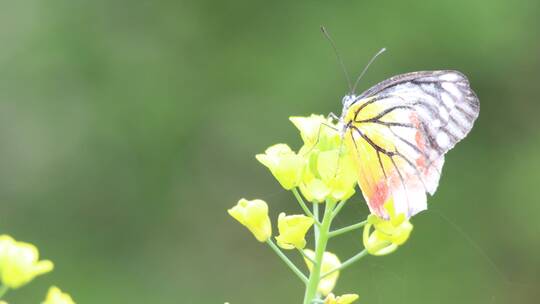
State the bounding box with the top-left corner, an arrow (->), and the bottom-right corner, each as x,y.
275,213 -> 314,249
303,249 -> 341,296
42,286 -> 75,304
316,149 -> 357,201
0,235 -> 54,289
228,199 -> 272,242
324,293 -> 359,304
363,200 -> 413,256
256,144 -> 305,190
290,115 -> 333,146
291,115 -> 357,203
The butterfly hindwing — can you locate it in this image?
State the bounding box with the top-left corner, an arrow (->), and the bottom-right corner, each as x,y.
343,70 -> 479,218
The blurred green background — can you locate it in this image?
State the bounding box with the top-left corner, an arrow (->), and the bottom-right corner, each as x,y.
1,0 -> 539,303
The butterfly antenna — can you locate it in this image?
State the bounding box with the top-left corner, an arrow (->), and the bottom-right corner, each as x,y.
320,26 -> 352,92
351,47 -> 386,94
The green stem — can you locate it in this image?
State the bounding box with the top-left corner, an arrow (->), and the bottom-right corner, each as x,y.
331,199 -> 347,218
0,285 -> 8,299
320,249 -> 368,279
313,203 -> 320,247
297,248 -> 316,264
293,188 -> 320,226
303,200 -> 336,304
328,220 -> 367,238
267,239 -> 308,284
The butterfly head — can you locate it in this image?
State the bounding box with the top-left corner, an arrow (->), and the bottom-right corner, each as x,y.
341,94 -> 357,108
337,94 -> 357,135
340,94 -> 357,118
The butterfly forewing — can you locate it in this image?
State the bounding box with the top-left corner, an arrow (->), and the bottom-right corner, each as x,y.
343,70 -> 479,218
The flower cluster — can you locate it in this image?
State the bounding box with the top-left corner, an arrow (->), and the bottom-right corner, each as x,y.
228,115 -> 415,304
257,115 -> 358,203
0,235 -> 75,304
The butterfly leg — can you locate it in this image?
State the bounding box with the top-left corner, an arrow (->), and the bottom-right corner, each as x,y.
327,112 -> 340,123
300,122 -> 339,157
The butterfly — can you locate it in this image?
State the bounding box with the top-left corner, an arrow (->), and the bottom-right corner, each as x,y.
336,70 -> 480,219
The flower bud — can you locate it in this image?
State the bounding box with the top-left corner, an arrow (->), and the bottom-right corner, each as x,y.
324,293 -> 359,304
256,144 -> 305,190
228,199 -> 272,242
303,249 -> 341,296
363,200 -> 413,256
0,235 -> 54,289
290,115 -> 331,146
42,286 -> 76,304
275,213 -> 314,250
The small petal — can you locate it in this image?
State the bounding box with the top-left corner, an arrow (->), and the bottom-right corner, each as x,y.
290,115 -> 328,146
304,178 -> 331,203
324,293 -> 359,304
275,213 -> 314,250
228,199 -> 272,242
42,286 -> 76,304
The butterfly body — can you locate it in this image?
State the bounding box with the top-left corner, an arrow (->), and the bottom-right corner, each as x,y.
337,94 -> 358,135
338,70 -> 479,218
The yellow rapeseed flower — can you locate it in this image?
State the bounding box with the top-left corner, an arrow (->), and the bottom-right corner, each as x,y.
363,200 -> 413,256
0,235 -> 53,289
303,249 -> 341,296
256,144 -> 305,190
290,115 -> 357,203
290,115 -> 333,147
42,286 -> 75,304
228,199 -> 272,242
275,213 -> 314,250
324,293 -> 359,304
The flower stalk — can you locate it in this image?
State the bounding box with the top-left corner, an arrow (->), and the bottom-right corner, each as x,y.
303,200 -> 336,304
0,285 -> 7,299
293,188 -> 320,226
266,239 -> 308,284
321,249 -> 368,279
328,221 -> 367,238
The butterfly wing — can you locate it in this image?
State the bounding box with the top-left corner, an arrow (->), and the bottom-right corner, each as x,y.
343,70 -> 479,218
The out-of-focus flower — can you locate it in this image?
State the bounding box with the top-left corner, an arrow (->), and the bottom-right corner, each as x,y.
42,286 -> 75,304
290,115 -> 357,203
256,144 -> 305,190
303,249 -> 341,296
363,200 -> 413,256
0,235 -> 53,289
275,213 -> 314,249
324,293 -> 359,304
228,199 -> 272,242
